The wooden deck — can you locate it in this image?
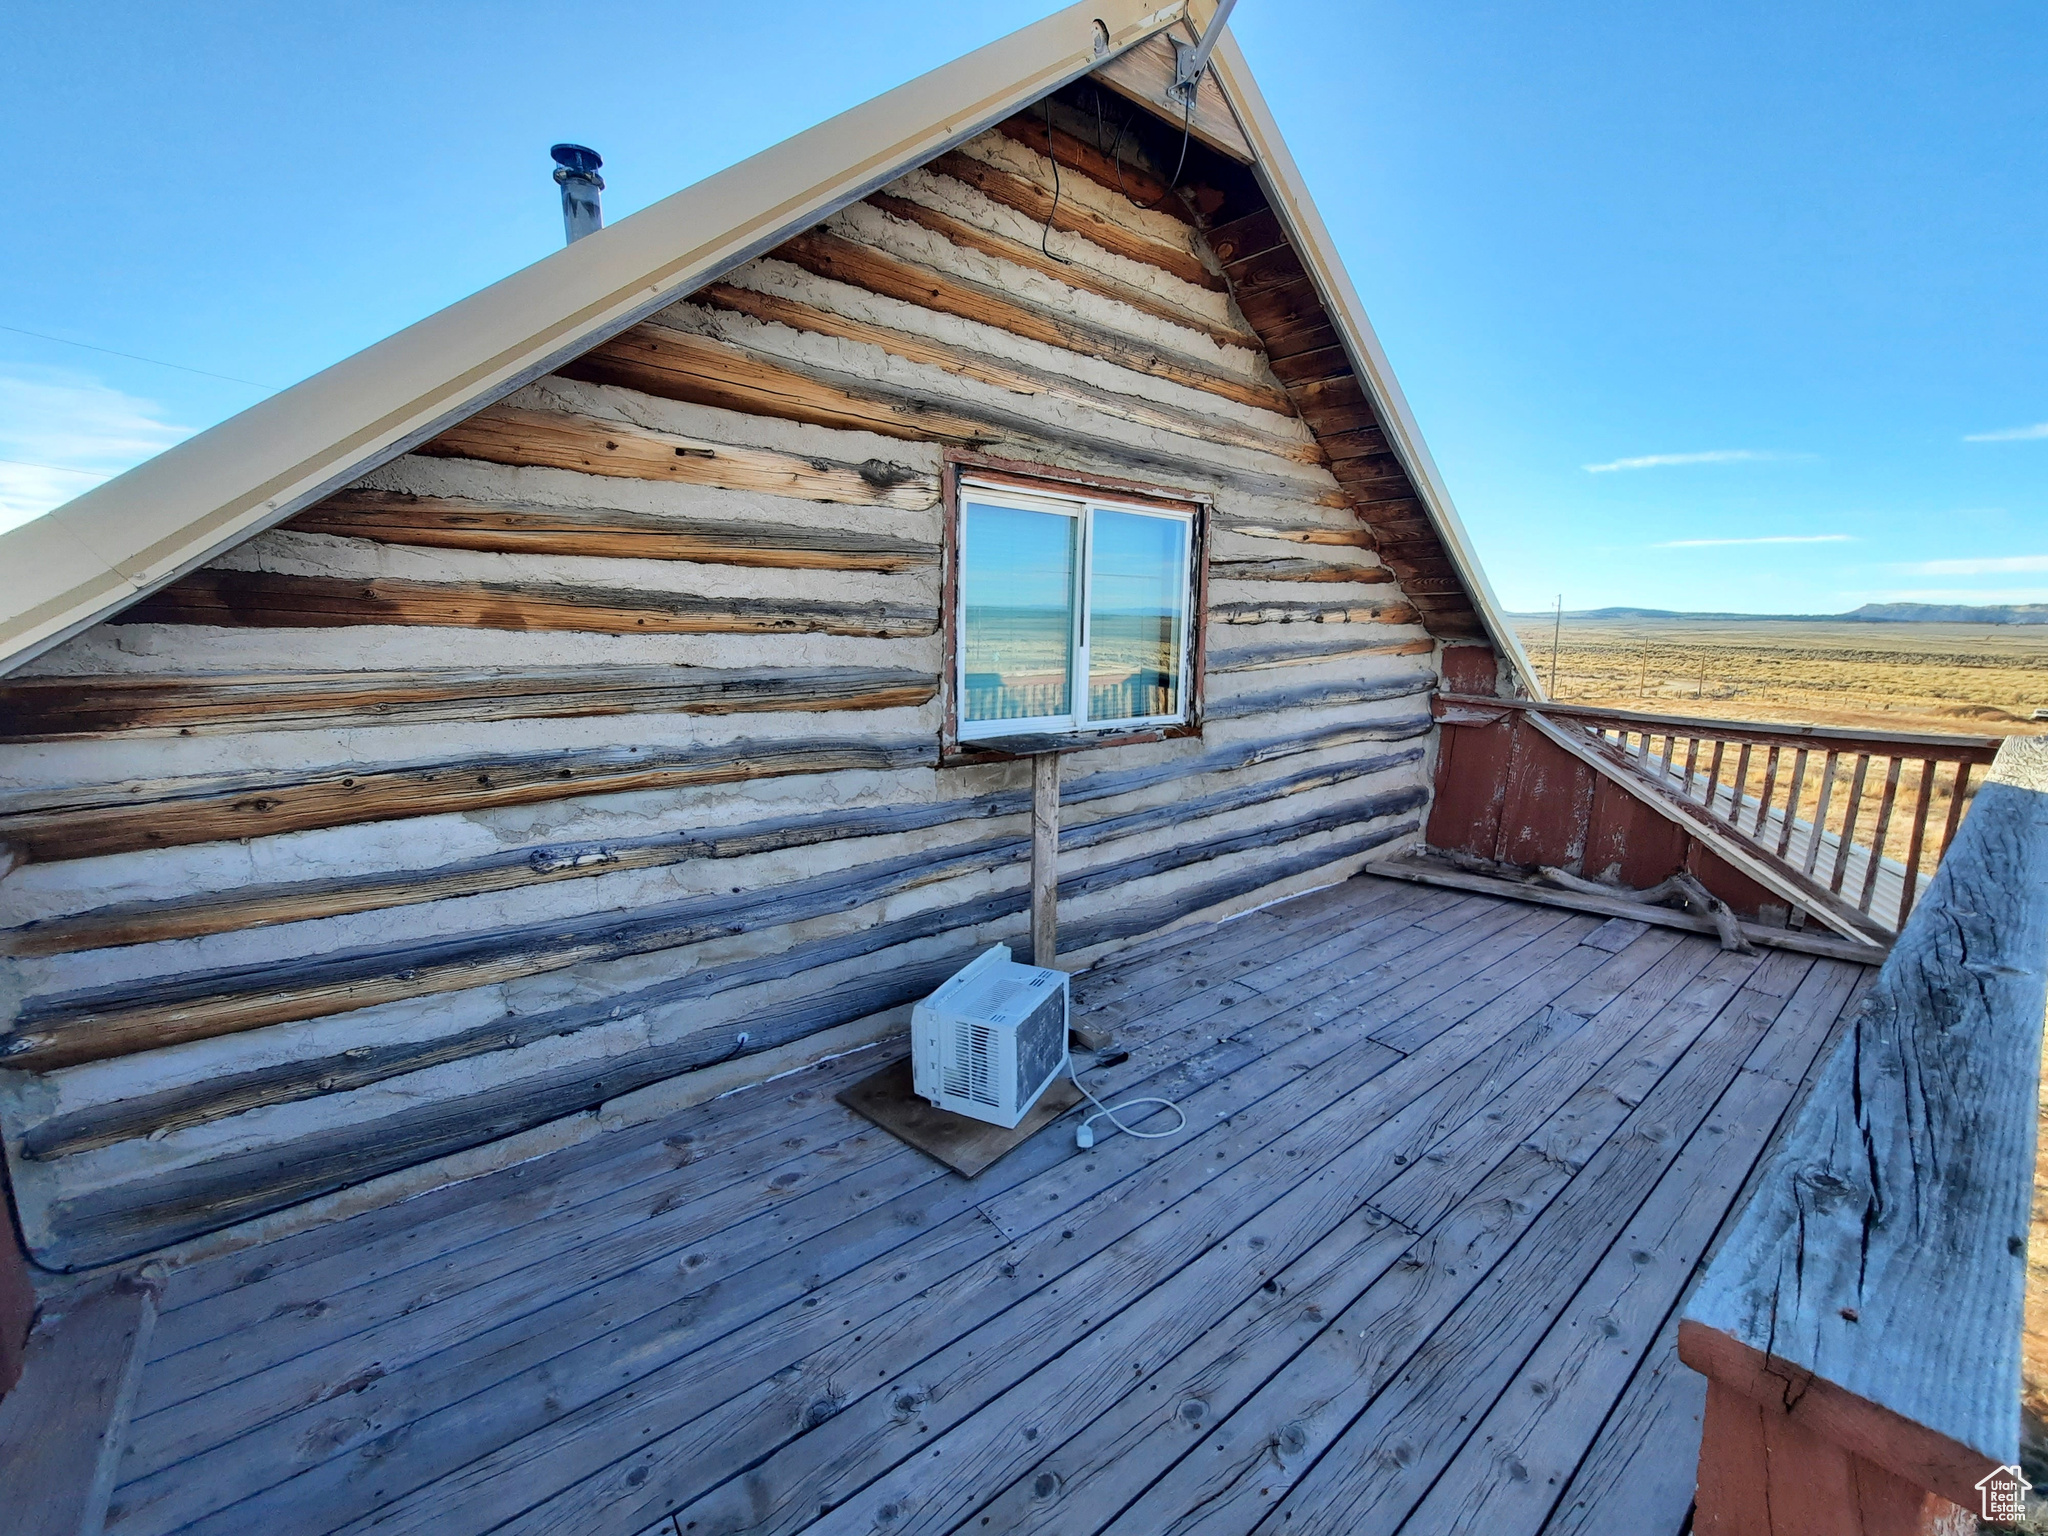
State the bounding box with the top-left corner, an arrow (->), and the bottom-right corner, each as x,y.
103,875 -> 1875,1536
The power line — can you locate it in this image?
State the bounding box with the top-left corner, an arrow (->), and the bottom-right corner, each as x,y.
0,323 -> 277,391
0,455 -> 112,477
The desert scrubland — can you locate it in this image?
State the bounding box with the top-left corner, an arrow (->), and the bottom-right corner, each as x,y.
1508,616 -> 2048,737
1503,617 -> 2048,870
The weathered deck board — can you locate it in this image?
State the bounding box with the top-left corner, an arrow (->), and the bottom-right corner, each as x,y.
741,935 -> 1700,1536
1087,948 -> 1791,1536
105,877 -> 1877,1536
1392,960 -> 1863,1535
141,899 -> 1566,1533
134,884 -> 1450,1400
115,888 -> 1500,1518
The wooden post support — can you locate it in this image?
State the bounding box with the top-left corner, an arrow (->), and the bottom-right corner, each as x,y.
1031,752 -> 1059,967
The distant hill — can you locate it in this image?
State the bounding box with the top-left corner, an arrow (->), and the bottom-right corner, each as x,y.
1507,602 -> 2048,625
1842,602 -> 2048,625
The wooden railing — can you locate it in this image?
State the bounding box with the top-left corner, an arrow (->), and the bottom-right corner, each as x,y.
1678,733 -> 2048,1534
1437,696 -> 2003,943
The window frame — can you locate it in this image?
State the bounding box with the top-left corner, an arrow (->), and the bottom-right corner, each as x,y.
940,452 -> 1209,764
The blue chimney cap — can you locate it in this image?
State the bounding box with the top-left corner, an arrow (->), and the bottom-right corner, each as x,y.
550,144 -> 603,175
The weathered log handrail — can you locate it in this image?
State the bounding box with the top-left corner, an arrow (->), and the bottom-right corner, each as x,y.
1677,733 -> 2048,1533
1437,694 -> 2004,937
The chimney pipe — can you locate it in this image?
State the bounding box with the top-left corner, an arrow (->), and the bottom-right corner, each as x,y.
550,144 -> 604,244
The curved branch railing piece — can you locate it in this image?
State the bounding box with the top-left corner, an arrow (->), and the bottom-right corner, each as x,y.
1679,733 -> 2048,1533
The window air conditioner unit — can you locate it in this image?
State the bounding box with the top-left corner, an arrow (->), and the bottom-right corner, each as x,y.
912,946 -> 1070,1129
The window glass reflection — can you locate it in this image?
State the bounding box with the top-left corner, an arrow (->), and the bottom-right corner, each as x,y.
1089,510 -> 1187,722
962,501 -> 1076,723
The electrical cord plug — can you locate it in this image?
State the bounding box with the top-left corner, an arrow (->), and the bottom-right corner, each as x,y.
1067,1057 -> 1187,1147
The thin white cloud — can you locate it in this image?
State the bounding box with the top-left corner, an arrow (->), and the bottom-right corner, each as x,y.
1963,422 -> 2048,443
1889,554 -> 2048,576
0,369 -> 192,535
1583,449 -> 1796,473
1652,534 -> 1856,549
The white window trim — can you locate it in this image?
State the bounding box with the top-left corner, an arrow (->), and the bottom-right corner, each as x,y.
956,476 -> 1197,743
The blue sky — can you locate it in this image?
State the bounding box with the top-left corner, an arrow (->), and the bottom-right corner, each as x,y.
5,2 -> 2043,614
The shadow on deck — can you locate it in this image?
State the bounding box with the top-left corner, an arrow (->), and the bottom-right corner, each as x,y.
104,875 -> 1876,1536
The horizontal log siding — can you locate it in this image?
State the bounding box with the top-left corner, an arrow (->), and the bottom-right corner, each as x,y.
0,665 -> 938,742
0,119 -> 1450,1270
285,488 -> 941,570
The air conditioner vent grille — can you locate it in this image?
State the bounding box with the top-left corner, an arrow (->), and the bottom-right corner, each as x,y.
943,1019 -> 1000,1107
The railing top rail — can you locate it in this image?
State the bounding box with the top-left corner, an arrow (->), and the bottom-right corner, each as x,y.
1435,692 -> 2005,761
1677,733 -> 2048,1509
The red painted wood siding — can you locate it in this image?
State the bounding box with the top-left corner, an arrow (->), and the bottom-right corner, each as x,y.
1428,713 -> 1779,920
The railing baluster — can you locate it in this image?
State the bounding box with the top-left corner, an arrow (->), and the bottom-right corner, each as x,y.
1459,699 -> 2000,937
1752,745 -> 1779,836
1802,751 -> 1841,877
1937,760 -> 1976,863
1899,759 -> 1938,926
1775,749 -> 1808,857
1858,756 -> 1903,914
1828,752 -> 1872,894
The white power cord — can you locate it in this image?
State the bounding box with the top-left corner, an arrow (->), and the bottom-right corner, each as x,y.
1068,1055 -> 1187,1148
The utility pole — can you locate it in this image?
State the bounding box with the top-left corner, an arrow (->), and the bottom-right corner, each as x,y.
1549,595 -> 1562,697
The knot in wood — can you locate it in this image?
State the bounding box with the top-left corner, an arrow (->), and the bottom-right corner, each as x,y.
856,456 -> 913,487
801,1394 -> 842,1430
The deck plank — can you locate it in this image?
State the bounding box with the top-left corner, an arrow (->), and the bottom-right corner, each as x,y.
949,948 -> 1702,1536
1214,956 -> 1824,1536
317,911 -> 1620,1535
1395,960 -> 1863,1535
118,887 -> 1500,1535
1539,1308 -> 1706,1536
769,933 -> 1704,1536
147,1039 -> 901,1340
119,885 -> 1469,1491
1085,941 -> 1769,1536
100,877 -> 1885,1536
497,930 -> 1650,1536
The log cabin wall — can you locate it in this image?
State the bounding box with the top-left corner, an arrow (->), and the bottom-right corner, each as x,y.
0,93 -> 1468,1271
